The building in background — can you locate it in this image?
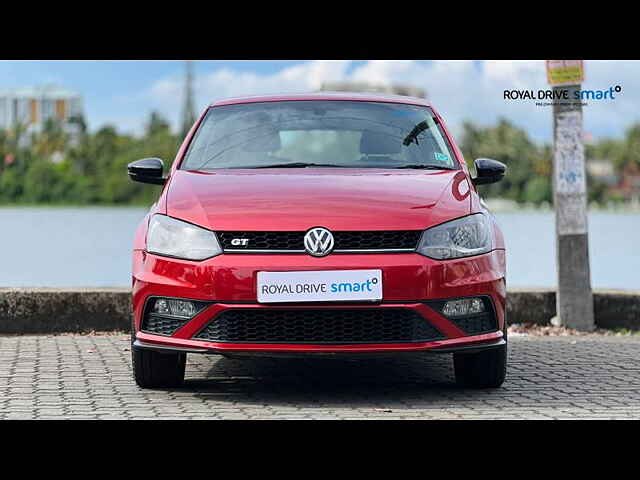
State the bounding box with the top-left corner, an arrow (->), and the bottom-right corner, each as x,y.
0,86 -> 83,141
586,159 -> 618,186
320,82 -> 427,99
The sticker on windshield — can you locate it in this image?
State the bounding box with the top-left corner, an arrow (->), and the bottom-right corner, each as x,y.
434,152 -> 450,163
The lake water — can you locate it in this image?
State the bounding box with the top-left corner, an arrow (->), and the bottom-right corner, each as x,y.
1,207 -> 638,289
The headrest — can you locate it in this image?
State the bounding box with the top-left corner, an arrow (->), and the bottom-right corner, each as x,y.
242,130 -> 282,152
360,130 -> 401,155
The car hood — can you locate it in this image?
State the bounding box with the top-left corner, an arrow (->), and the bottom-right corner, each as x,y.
166,168 -> 472,231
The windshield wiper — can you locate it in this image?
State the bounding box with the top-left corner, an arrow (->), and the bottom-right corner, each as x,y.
238,162 -> 348,169
394,164 -> 458,170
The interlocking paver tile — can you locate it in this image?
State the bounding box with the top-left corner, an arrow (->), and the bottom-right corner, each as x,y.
0,334 -> 639,419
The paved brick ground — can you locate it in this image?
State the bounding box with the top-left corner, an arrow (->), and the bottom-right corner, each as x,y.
1,334 -> 639,419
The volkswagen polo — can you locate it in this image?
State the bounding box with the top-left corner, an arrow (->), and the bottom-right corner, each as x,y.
128,92 -> 508,389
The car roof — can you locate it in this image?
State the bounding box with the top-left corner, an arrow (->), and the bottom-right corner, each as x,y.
210,91 -> 432,108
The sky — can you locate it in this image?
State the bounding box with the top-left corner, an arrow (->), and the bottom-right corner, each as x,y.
0,60 -> 637,144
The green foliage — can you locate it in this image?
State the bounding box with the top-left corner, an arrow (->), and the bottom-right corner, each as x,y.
0,112 -> 175,205
619,124 -> 640,169
0,166 -> 23,201
460,118 -> 552,203
523,177 -> 552,204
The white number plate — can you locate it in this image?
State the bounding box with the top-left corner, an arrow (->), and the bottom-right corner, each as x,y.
257,269 -> 382,303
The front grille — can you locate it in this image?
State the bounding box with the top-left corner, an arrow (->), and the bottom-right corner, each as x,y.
217,230 -> 421,252
218,231 -> 303,250
193,308 -> 444,344
334,231 -> 422,250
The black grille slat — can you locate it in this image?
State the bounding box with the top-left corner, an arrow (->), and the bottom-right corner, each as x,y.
334,231 -> 421,250
194,308 -> 444,344
449,314 -> 498,335
141,315 -> 187,336
217,230 -> 421,251
218,231 -> 305,250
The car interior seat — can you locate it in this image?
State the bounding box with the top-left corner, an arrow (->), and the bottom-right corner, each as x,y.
359,130 -> 401,164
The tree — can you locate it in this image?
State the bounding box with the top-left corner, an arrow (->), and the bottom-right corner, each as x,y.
619,124 -> 640,169
33,118 -> 68,158
146,111 -> 171,138
460,118 -> 549,203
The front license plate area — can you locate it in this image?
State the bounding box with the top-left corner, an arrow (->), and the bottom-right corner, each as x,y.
257,269 -> 382,304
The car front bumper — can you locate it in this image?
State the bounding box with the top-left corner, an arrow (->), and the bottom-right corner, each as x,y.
132,249 -> 507,355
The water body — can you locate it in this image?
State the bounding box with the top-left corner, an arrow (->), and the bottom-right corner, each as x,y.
0,207 -> 637,290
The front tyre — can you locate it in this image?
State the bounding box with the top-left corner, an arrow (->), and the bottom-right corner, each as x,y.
132,346 -> 186,389
453,342 -> 507,388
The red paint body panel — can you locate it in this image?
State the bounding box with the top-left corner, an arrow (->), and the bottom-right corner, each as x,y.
131,94 -> 507,354
132,250 -> 506,305
166,169 -> 471,232
132,249 -> 506,352
136,330 -> 504,354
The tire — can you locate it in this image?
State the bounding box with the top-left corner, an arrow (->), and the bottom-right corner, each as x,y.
130,317 -> 186,388
132,346 -> 186,388
453,342 -> 507,388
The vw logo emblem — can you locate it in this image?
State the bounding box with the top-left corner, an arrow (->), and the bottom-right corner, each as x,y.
304,227 -> 334,257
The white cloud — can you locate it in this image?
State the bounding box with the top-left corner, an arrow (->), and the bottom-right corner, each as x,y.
146,60 -> 352,126
145,60 -> 640,143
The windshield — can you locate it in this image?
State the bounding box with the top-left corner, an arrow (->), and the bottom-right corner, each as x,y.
180,100 -> 459,170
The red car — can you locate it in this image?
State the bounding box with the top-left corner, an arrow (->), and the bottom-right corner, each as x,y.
128,92 -> 508,389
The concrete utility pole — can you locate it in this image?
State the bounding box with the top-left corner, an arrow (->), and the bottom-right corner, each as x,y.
547,60 -> 595,331
180,60 -> 196,139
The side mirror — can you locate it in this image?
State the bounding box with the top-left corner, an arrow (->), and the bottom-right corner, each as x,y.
128,158 -> 166,185
472,158 -> 506,186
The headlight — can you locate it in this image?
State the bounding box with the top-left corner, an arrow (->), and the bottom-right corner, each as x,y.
417,213 -> 492,260
146,214 -> 222,260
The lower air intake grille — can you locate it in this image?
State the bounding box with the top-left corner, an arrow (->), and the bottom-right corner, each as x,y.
194,308 -> 444,344
449,314 -> 498,335
141,315 -> 187,336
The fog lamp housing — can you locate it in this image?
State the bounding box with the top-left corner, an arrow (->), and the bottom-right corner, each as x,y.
141,297 -> 209,337
153,298 -> 201,318
427,296 -> 498,336
442,297 -> 486,318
